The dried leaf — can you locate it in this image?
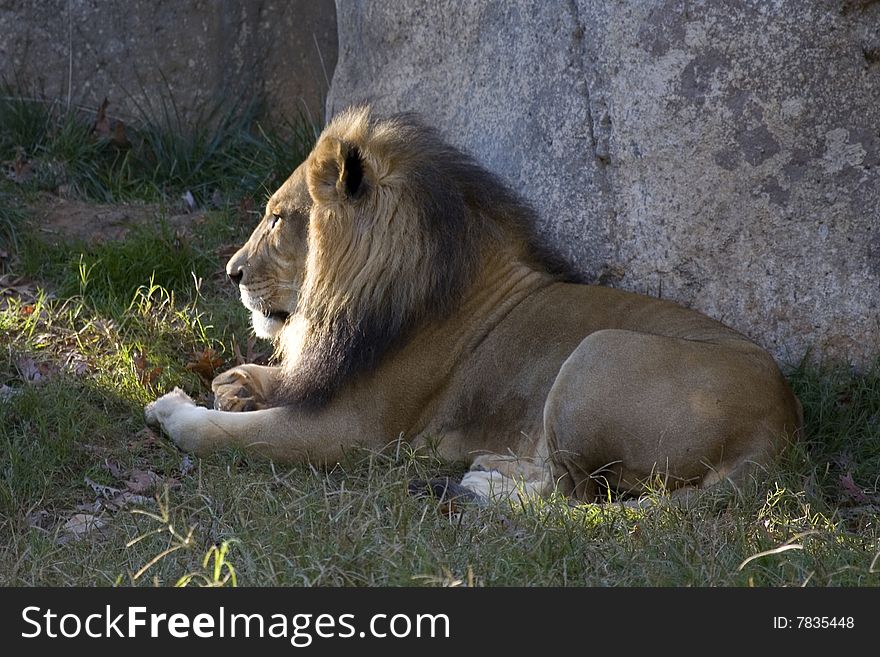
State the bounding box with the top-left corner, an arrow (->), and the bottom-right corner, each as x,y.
0,274 -> 37,301
238,195 -> 255,218
15,357 -> 38,381
233,334 -> 268,365
91,317 -> 117,335
8,147 -> 33,184
186,348 -> 224,384
181,190 -> 196,213
106,491 -> 153,510
103,458 -> 126,479
127,427 -> 162,450
0,384 -> 20,403
125,469 -> 160,494
85,476 -> 122,499
15,356 -> 56,383
61,513 -> 107,540
93,98 -> 111,138
78,443 -> 111,458
70,357 -> 90,377
112,119 -> 130,148
78,490 -> 154,514
180,455 -> 195,477
133,354 -> 162,388
840,473 -> 871,503
27,510 -> 52,530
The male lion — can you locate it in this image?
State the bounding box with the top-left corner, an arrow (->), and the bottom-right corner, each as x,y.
146,106 -> 802,503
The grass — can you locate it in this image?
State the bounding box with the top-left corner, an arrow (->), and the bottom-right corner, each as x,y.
0,187 -> 24,256
0,85 -> 314,205
1,90 -> 879,587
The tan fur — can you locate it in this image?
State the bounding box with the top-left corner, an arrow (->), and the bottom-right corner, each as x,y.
146,106 -> 802,503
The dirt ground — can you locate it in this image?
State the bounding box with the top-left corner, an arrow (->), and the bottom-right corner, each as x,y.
29,194 -> 207,244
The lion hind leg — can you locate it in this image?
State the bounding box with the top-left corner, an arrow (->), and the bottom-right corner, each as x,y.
543,328 -> 799,504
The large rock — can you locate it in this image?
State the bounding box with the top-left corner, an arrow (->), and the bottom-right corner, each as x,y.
0,0 -> 337,125
328,0 -> 880,366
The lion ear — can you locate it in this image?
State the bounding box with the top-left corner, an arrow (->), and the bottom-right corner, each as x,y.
338,143 -> 365,200
306,137 -> 367,207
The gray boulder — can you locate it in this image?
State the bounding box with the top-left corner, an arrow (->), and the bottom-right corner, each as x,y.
0,0 -> 337,125
327,0 -> 880,366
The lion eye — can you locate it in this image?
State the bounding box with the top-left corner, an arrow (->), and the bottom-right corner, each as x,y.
270,213 -> 282,229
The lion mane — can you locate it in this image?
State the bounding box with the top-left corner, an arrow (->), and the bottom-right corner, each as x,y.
276,106 -> 563,407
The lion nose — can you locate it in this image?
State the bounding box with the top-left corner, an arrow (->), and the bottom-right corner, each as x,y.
227,265 -> 244,287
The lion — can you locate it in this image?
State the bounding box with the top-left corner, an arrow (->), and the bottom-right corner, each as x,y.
145,105 -> 802,504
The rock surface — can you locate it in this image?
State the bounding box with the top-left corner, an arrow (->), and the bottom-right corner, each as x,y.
328,0 -> 880,366
0,0 -> 337,125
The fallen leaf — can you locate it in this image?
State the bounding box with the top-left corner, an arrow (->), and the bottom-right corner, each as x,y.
112,119 -> 130,149
840,473 -> 871,503
15,357 -> 38,381
127,427 -> 162,451
92,98 -> 111,138
186,348 -> 224,384
91,317 -> 117,336
27,510 -> 52,530
103,458 -> 126,479
0,384 -> 20,403
70,357 -> 90,377
181,190 -> 196,213
15,356 -> 57,383
61,513 -> 107,537
238,195 -> 255,218
8,147 -> 33,184
0,274 -> 38,301
85,476 -> 122,499
180,455 -> 195,477
75,500 -> 103,514
125,469 -> 160,494
133,354 -> 162,388
78,490 -> 154,514
78,444 -> 108,458
106,491 -> 153,510
233,334 -> 268,365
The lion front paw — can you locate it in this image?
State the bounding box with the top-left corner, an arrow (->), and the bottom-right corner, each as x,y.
145,387 -> 195,426
212,366 -> 267,412
145,387 -> 209,454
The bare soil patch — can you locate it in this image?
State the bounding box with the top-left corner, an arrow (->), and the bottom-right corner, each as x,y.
29,194 -> 206,244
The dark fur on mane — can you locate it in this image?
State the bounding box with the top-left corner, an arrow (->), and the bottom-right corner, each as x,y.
275,109 -> 573,409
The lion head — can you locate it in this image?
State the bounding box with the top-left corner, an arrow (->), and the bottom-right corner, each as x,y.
226,106 -> 561,407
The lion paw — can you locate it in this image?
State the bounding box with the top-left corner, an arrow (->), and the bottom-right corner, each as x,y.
144,387 -> 208,454
145,387 -> 195,427
212,367 -> 267,412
